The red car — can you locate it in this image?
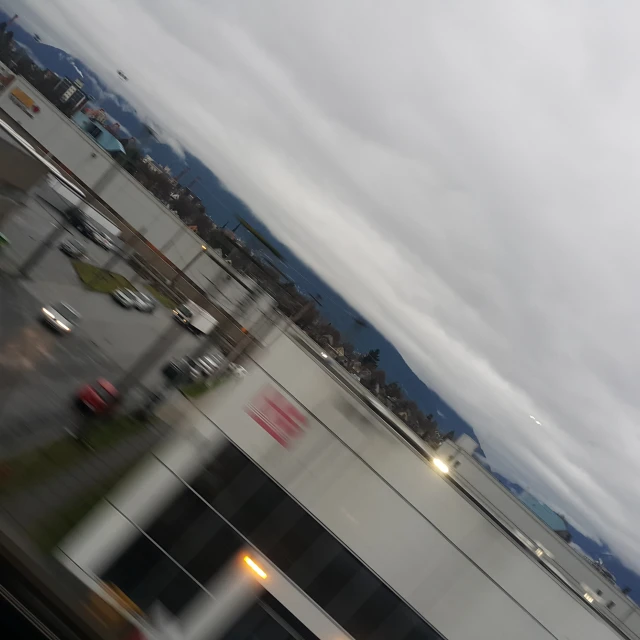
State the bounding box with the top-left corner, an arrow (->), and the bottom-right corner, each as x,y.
76,378 -> 119,414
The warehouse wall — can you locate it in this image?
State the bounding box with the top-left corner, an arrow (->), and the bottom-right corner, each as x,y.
59,325 -> 626,640
437,439 -> 640,632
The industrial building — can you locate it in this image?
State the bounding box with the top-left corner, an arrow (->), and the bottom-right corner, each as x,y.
0,75 -> 276,335
57,322 -> 640,640
50,76 -> 91,115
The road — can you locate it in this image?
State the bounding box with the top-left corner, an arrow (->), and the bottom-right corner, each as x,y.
0,186 -> 201,457
1,183 -> 136,284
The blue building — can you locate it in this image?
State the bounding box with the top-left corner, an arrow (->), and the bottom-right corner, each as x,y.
519,491 -> 572,541
71,110 -> 125,157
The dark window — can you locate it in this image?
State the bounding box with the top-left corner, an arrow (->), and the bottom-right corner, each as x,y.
305,548 -> 361,607
348,587 -> 419,639
85,123 -> 101,139
196,442 -> 445,639
103,441 -> 445,638
222,593 -> 319,640
103,487 -> 243,616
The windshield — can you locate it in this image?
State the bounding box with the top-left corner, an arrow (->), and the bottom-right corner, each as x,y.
53,304 -> 79,322
94,384 -> 117,402
177,305 -> 193,318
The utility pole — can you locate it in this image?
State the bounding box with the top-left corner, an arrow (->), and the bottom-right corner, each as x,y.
18,221 -> 68,278
159,225 -> 186,254
107,265 -> 236,414
72,317 -> 187,442
79,226 -> 151,292
185,288 -> 256,363
115,320 -> 186,399
100,226 -> 147,273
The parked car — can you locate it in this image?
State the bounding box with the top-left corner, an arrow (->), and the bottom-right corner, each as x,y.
197,353 -> 223,376
59,238 -> 88,260
91,230 -> 115,251
40,302 -> 80,334
228,363 -> 247,379
75,378 -> 119,414
63,206 -> 85,227
183,356 -> 205,381
131,291 -> 156,313
111,288 -> 138,308
76,218 -> 97,238
163,356 -> 204,383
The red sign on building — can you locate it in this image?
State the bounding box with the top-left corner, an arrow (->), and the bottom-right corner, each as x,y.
246,386 -> 307,448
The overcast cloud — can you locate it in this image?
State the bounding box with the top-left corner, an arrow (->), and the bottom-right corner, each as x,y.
9,0 -> 640,571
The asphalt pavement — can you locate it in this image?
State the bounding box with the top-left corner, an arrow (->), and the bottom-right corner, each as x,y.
0,187 -> 201,457
0,277 -> 120,455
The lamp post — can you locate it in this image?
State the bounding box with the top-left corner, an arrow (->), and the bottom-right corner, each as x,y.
18,219 -> 70,277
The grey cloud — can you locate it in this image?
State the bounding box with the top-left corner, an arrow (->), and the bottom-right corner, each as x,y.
9,0 -> 640,572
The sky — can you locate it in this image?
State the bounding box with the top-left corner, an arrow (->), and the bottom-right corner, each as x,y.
6,0 -> 640,573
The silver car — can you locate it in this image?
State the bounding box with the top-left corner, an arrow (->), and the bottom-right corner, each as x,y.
41,302 -> 80,333
111,288 -> 137,308
228,363 -> 247,379
59,238 -> 88,260
93,231 -> 114,251
131,291 -> 156,313
197,353 -> 223,376
180,356 -> 205,382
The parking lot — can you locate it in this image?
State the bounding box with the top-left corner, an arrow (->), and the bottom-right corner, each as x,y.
0,184 -> 201,455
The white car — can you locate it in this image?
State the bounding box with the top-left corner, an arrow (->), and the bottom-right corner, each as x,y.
41,302 -> 80,333
228,363 -> 247,379
91,230 -> 115,251
182,357 -> 205,382
197,354 -> 222,376
131,291 -> 156,313
111,288 -> 137,308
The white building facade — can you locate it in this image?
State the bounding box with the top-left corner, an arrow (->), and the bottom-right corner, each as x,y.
57,323 -> 635,640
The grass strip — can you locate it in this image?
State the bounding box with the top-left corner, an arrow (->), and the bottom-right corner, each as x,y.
144,285 -> 176,309
72,260 -> 134,294
0,417 -> 145,497
180,375 -> 229,399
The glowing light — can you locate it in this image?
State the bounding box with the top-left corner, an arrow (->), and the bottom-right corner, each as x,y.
433,458 -> 449,474
243,555 -> 267,579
